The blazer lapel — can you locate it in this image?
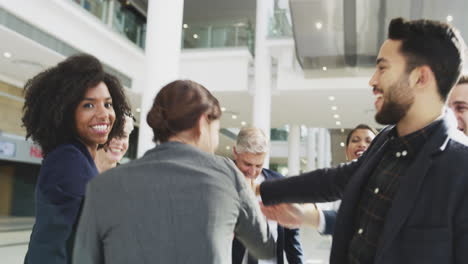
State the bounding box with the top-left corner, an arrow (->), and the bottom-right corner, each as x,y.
375,120 -> 449,262
331,131 -> 390,262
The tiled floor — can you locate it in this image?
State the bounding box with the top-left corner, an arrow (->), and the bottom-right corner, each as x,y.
0,217 -> 33,264
0,217 -> 331,264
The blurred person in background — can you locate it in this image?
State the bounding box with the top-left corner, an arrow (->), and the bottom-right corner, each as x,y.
95,113 -> 135,173
232,127 -> 304,264
448,74 -> 468,136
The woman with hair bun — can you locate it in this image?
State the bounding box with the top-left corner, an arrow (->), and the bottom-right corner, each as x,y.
73,80 -> 276,264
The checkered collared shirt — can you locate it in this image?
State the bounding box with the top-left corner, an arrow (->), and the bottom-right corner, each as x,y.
347,119 -> 443,264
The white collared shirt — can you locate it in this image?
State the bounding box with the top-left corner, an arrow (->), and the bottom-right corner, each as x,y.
242,172 -> 278,264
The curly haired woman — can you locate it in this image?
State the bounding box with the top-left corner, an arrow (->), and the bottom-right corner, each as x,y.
22,54 -> 130,264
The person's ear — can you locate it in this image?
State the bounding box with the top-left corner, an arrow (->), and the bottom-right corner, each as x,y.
195,113 -> 211,138
194,114 -> 205,139
233,146 -> 238,159
412,65 -> 434,92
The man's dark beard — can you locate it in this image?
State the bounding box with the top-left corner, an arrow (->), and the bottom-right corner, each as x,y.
375,99 -> 411,125
375,78 -> 414,125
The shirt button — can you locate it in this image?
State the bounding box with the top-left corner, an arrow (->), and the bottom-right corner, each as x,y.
358,228 -> 364,235
402,150 -> 408,156
374,188 -> 380,194
395,152 -> 401,158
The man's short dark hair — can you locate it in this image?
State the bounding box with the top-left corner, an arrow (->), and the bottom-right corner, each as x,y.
388,17 -> 465,101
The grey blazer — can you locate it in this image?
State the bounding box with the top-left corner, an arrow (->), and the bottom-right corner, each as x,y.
73,141 -> 276,264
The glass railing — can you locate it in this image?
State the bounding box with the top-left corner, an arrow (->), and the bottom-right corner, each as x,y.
182,22 -> 255,55
112,0 -> 146,49
70,0 -> 109,24
270,128 -> 289,141
70,0 -> 146,49
268,8 -> 293,38
70,1 -> 259,52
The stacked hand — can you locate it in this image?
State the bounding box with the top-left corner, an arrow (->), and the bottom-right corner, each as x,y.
260,203 -> 319,229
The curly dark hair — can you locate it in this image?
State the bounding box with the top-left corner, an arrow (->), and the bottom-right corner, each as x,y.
388,17 -> 466,101
22,54 -> 131,156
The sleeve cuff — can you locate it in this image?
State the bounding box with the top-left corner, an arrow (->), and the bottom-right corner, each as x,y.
317,209 -> 326,234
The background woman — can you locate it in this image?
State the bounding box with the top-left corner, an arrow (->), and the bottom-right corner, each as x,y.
22,54 -> 130,264
94,114 -> 135,173
73,80 -> 276,264
314,124 -> 378,235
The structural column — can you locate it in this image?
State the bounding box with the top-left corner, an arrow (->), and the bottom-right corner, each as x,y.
137,0 -> 184,157
316,128 -> 332,168
252,0 -> 274,168
287,125 -> 301,176
306,127 -> 317,172
316,128 -> 326,169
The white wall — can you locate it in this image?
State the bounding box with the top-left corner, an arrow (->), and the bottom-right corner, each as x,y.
180,47 -> 252,92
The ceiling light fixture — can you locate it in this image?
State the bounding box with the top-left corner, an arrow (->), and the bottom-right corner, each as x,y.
226,146 -> 231,150
3,52 -> 12,59
193,34 -> 199,39
333,114 -> 340,119
336,121 -> 341,126
328,96 -> 335,101
315,22 -> 323,30
232,115 -> 237,119
340,142 -> 345,147
135,108 -> 141,113
322,66 -> 327,71
331,106 -> 338,111
241,121 -> 247,126
447,15 -> 453,22
221,107 -> 226,112
183,24 -> 188,29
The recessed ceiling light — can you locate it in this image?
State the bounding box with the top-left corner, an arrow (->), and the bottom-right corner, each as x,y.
341,128 -> 345,133
135,108 -> 141,113
331,106 -> 338,111
328,96 -> 335,101
226,146 -> 231,150
340,142 -> 345,147
322,66 -> 327,71
3,52 -> 12,59
232,115 -> 237,119
315,22 -> 323,30
183,24 -> 188,29
336,121 -> 341,126
193,34 -> 199,39
221,107 -> 226,112
241,121 -> 247,126
333,114 -> 340,119
447,15 -> 453,22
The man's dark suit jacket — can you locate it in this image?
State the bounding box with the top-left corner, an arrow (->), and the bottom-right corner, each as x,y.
260,117 -> 468,264
232,168 -> 304,264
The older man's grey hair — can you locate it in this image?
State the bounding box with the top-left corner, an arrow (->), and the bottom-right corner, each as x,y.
235,127 -> 269,154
